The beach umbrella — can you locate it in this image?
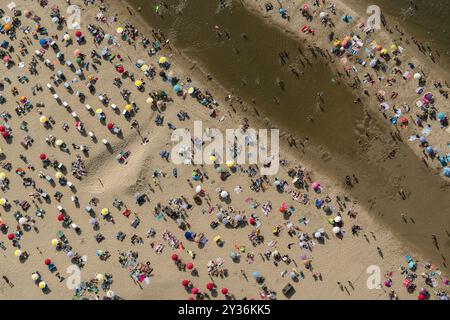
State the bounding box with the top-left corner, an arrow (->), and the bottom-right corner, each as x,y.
252,271 -> 261,279
55,139 -> 64,147
146,97 -> 154,105
31,273 -> 40,281
443,167 -> 450,177
220,190 -> 229,198
57,213 -> 65,221
221,288 -> 229,295
181,279 -> 190,287
7,234 -> 14,240
124,104 -> 132,112
38,282 -> 47,289
116,27 -> 124,34
51,239 -> 59,246
191,287 -> 199,295
135,80 -> 143,87
116,66 -> 124,73
101,208 -> 109,216
206,282 -> 214,290
96,250 -> 104,257
44,258 -> 51,265
73,49 -> 81,56
314,231 -> 322,239
39,153 -> 47,160
95,108 -> 103,114
334,216 -> 342,223
186,262 -> 194,270
319,12 -> 328,19
106,290 -> 115,298
39,39 -> 47,46
141,64 -> 149,72
312,181 -> 321,190
226,160 -> 234,168
0,198 -> 6,206
290,272 -> 298,279
18,217 -> 27,225
188,87 -> 194,94
107,123 -> 114,130
209,155 -> 217,162
0,172 -> 7,180
414,73 -> 422,80
75,31 -> 82,37
332,226 -> 341,234
39,116 -> 48,124
14,249 -> 22,257
171,254 -> 179,261
234,215 -> 243,222
52,17 -> 59,24
24,10 -> 31,18
185,231 -> 193,240
55,172 -> 64,179
88,218 -> 97,225
173,84 -> 182,92
1,131 -> 9,139
158,57 -> 167,64
96,274 -> 105,282
67,251 -> 74,258
0,125 -> 5,132
249,217 -> 256,225
437,112 -> 446,120
63,34 -> 71,41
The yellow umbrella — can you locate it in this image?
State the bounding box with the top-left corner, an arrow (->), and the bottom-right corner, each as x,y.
141,64 -> 148,72
158,56 -> 167,64
101,208 -> 109,216
0,172 -> 7,180
0,198 -> 6,206
188,87 -> 194,94
55,139 -> 64,146
124,104 -> 132,112
95,108 -> 103,114
381,49 -> 388,55
55,172 -> 64,179
14,249 -> 22,257
209,155 -> 217,162
31,273 -> 40,281
116,27 -> 124,34
51,239 -> 59,246
38,281 -> 46,289
226,160 -> 234,168
63,34 -> 71,41
390,44 -> 397,50
135,80 -> 143,87
96,273 -> 105,282
146,97 -> 153,105
39,116 -> 47,124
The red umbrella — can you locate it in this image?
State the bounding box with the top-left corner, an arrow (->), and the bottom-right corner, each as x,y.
418,294 -> 426,300
40,153 -> 47,160
188,297 -> 195,300
57,214 -> 65,221
191,287 -> 199,295
75,31 -> 82,37
117,66 -> 124,73
181,279 -> 190,287
206,282 -> 214,290
2,131 -> 9,138
186,262 -> 194,270
171,254 -> 179,261
7,233 -> 14,240
44,258 -> 51,265
107,123 -> 114,130
221,288 -> 228,295
0,125 -> 5,132
249,217 -> 256,225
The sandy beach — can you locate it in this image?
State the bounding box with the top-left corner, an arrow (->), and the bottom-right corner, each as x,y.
0,0 -> 448,301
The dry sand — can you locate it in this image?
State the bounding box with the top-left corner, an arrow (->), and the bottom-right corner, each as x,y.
0,0 -> 448,300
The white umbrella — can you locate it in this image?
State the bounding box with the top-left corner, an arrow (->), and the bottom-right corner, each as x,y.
332,226 -> 341,234
106,290 -> 115,298
314,232 -> 322,239
334,216 -> 342,223
195,185 -> 202,193
18,217 -> 28,225
414,73 -> 422,80
220,190 -> 229,198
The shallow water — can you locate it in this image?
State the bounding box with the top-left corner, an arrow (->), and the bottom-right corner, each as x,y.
126,0 -> 450,270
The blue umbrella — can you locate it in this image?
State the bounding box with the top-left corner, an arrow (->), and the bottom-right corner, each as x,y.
425,146 -> 434,154
173,84 -> 182,92
252,271 -> 261,279
443,167 -> 450,177
419,136 -> 427,144
437,112 -> 446,120
39,38 -> 48,46
185,231 -> 193,240
315,199 -> 323,209
279,8 -> 285,14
